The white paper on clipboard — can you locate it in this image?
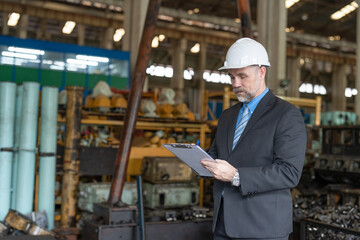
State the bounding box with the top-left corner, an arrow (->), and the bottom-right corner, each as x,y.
162,143 -> 215,177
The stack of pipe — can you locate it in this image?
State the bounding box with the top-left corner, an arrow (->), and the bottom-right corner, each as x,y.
0,81 -> 59,231
0,82 -> 16,220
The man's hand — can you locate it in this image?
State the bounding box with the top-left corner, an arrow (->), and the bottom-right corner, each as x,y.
201,158 -> 236,182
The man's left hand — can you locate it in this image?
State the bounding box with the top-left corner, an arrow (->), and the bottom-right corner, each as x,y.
201,159 -> 236,182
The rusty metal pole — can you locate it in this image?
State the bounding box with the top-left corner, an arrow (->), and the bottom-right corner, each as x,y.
108,0 -> 162,204
237,0 -> 253,38
61,86 -> 84,227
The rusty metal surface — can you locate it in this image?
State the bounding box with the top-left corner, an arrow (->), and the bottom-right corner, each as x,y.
61,86 -> 84,228
93,203 -> 137,225
237,0 -> 252,38
109,0 -> 162,205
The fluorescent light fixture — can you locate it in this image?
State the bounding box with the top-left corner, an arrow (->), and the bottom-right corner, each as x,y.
352,88 -> 358,96
331,1 -> 358,20
76,55 -> 109,63
286,0 -> 300,8
158,34 -> 165,42
8,12 -> 20,26
67,58 -> 98,66
42,60 -> 53,65
50,65 -> 65,70
62,21 -> 76,34
2,51 -> 37,60
54,61 -> 65,66
152,36 -> 159,48
190,43 -> 200,53
113,28 -> 125,42
8,46 -> 45,55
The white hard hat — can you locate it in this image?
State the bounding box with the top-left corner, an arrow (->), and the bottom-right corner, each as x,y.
219,38 -> 271,70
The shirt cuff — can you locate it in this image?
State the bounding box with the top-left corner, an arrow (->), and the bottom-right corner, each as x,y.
231,169 -> 240,187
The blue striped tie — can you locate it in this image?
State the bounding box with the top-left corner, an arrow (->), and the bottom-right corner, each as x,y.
233,104 -> 250,149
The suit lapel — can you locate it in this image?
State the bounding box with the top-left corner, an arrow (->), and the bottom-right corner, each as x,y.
227,103 -> 243,154
232,91 -> 276,151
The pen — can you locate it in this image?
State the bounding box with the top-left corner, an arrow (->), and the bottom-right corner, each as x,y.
196,140 -> 200,146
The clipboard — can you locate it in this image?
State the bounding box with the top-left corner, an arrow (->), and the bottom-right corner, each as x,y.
162,143 -> 215,177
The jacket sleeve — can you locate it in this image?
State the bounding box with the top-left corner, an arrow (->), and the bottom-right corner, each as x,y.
237,107 -> 306,195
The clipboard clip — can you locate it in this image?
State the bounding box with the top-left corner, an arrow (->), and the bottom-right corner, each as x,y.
170,144 -> 192,149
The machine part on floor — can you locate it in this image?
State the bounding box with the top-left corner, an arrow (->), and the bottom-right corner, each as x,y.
191,206 -> 209,218
61,86 -> 84,228
136,176 -> 146,240
25,211 -> 48,230
82,218 -> 213,240
108,0 -> 162,205
15,82 -> 40,215
4,209 -> 53,236
0,221 -> 9,236
314,154 -> 360,184
0,82 -> 16,221
11,84 -> 23,209
141,157 -> 195,183
300,218 -> 360,240
78,182 -> 137,213
5,210 -> 31,232
93,203 -> 137,225
92,94 -> 111,113
143,182 -> 199,209
38,86 -> 58,230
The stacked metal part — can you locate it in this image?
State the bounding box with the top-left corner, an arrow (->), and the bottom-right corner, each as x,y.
0,82 -> 59,231
0,82 -> 16,220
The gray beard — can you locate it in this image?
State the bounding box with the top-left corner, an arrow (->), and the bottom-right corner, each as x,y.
234,91 -> 255,103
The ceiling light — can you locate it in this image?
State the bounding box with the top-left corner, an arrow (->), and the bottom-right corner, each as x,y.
234,18 -> 241,23
190,43 -> 200,53
8,47 -> 45,55
62,21 -> 76,34
76,55 -> 109,63
66,58 -> 98,66
193,8 -> 200,13
331,1 -> 358,20
187,10 -> 194,15
2,51 -> 37,60
285,0 -> 300,8
113,28 -> 125,42
152,36 -> 159,48
158,34 -> 165,42
7,12 -> 20,26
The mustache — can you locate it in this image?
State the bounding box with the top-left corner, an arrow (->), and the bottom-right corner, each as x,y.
233,87 -> 247,94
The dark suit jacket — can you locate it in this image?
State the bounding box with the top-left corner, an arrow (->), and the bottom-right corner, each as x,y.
208,91 -> 306,239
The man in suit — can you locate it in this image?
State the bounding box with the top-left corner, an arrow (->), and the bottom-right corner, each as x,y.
201,38 -> 307,240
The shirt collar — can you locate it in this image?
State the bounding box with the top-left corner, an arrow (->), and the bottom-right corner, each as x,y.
245,87 -> 269,114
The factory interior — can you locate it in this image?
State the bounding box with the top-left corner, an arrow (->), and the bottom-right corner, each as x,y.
1,0 -> 360,239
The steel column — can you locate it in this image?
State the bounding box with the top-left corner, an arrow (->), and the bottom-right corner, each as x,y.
108,0 -> 161,204
237,0 -> 252,38
38,86 -> 59,230
61,86 -> 83,227
0,82 -> 16,220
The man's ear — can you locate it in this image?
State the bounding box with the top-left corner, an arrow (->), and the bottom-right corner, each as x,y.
259,66 -> 266,78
